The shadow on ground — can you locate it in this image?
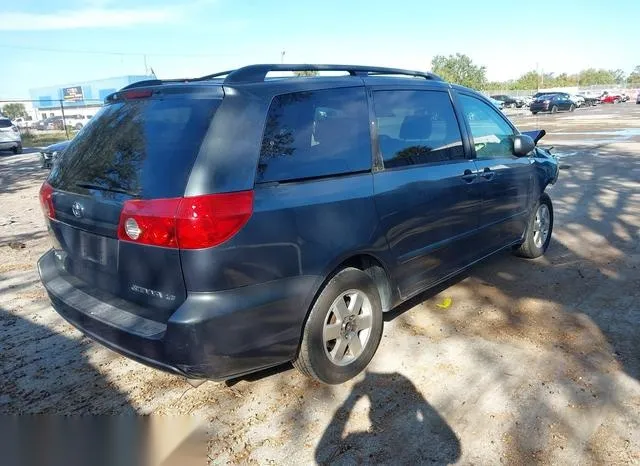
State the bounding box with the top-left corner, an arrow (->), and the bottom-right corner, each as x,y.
0,152 -> 47,195
315,371 -> 460,464
0,306 -> 133,414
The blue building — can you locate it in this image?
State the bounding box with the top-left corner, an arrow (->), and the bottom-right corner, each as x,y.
29,75 -> 154,119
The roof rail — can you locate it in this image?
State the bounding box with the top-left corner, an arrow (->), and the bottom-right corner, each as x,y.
203,64 -> 441,84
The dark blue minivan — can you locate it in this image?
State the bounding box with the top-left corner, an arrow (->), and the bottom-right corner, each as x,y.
38,65 -> 558,384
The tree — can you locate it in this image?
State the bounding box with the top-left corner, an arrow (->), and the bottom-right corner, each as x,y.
1,103 -> 27,120
627,66 -> 640,86
577,68 -> 616,86
431,53 -> 487,90
610,69 -> 626,85
293,70 -> 319,77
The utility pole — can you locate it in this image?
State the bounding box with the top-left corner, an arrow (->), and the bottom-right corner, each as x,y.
59,100 -> 69,140
281,50 -> 285,64
143,54 -> 148,75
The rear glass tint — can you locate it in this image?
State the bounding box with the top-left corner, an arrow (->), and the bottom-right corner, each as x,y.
0,119 -> 12,128
49,97 -> 219,199
258,87 -> 371,183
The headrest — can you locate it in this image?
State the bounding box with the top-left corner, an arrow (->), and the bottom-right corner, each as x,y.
399,115 -> 432,140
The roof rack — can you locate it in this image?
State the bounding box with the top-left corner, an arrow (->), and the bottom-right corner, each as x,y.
197,64 -> 442,84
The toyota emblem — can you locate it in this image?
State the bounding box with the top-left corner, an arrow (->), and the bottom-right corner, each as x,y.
71,201 -> 84,218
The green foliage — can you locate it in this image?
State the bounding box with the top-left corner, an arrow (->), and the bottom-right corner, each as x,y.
293,70 -> 319,77
627,66 -> 640,85
577,68 -> 616,86
21,130 -> 72,147
1,103 -> 28,120
431,53 -> 487,90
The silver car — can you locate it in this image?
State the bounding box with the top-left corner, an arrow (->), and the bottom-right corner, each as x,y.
0,118 -> 22,154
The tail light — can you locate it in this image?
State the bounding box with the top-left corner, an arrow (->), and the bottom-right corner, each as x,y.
39,182 -> 55,219
117,191 -> 254,249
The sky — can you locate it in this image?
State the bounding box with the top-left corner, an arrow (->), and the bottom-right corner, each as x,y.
0,0 -> 638,98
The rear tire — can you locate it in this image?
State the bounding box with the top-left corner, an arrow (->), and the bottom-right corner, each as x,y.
294,267 -> 383,384
531,111 -> 538,115
75,123 -> 83,130
514,193 -> 553,259
12,144 -> 22,155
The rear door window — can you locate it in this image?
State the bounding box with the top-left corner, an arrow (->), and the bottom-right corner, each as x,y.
49,96 -> 220,199
373,90 -> 465,168
258,87 -> 371,183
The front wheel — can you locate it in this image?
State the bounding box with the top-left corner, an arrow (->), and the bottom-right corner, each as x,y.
514,193 -> 553,259
12,144 -> 22,154
294,267 -> 383,384
551,105 -> 558,114
531,111 -> 538,115
569,104 -> 575,112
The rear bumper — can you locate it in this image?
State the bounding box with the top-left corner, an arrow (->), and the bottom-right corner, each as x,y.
0,140 -> 20,149
38,249 -> 315,380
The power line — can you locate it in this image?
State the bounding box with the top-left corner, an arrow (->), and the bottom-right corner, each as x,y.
0,43 -> 239,58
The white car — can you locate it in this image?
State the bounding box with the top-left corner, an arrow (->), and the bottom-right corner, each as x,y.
63,114 -> 90,130
0,118 -> 22,154
521,96 -> 534,107
570,95 -> 585,107
12,117 -> 32,129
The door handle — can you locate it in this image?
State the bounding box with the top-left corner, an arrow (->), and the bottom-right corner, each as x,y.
481,167 -> 495,180
461,169 -> 477,183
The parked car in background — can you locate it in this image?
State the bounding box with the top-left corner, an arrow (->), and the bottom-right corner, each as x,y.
569,95 -> 585,107
521,96 -> 534,107
34,116 -> 64,131
636,93 -> 640,104
600,91 -> 622,104
13,117 -> 33,129
576,94 -> 599,106
0,117 -> 23,154
40,140 -> 70,169
63,114 -> 89,130
530,94 -> 576,114
490,94 -> 523,108
38,64 -> 559,385
488,97 -> 505,110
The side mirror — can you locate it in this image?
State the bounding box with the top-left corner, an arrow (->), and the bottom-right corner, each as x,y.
513,134 -> 535,156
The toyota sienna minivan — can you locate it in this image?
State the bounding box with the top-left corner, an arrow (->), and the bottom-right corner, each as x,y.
38,64 -> 559,384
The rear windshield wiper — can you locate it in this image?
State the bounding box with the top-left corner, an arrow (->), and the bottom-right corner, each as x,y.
74,181 -> 139,197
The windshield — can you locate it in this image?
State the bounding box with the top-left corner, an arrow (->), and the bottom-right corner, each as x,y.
49,96 -> 220,199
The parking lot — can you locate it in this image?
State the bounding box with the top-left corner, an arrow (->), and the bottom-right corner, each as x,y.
1,103 -> 639,464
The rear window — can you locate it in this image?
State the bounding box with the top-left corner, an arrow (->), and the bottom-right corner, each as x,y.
0,119 -> 12,128
49,97 -> 220,198
258,87 -> 371,183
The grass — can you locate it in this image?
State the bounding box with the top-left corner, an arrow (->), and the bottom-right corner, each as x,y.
21,130 -> 77,148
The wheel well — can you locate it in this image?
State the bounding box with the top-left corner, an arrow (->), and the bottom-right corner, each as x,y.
336,255 -> 393,312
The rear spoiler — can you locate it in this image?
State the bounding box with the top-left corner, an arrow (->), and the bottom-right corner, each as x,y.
522,130 -> 546,144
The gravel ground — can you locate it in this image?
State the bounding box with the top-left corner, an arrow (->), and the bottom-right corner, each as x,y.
1,104 -> 639,464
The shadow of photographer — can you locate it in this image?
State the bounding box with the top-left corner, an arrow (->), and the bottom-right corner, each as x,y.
315,371 -> 460,465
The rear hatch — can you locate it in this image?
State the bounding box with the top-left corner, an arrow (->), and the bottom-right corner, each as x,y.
45,85 -> 222,319
0,119 -> 19,142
